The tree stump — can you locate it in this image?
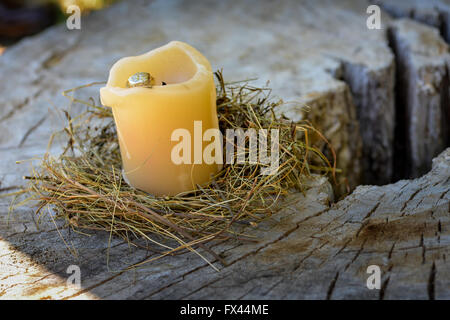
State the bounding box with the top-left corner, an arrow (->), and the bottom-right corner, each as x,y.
0,0 -> 449,299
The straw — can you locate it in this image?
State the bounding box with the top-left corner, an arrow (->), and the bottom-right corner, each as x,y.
12,70 -> 337,270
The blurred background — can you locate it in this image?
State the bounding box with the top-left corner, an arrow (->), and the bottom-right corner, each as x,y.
0,0 -> 119,49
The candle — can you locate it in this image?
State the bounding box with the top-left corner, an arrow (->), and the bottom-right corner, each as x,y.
100,41 -> 222,196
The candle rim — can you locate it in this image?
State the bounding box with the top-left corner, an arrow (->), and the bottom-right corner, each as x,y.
102,41 -> 213,97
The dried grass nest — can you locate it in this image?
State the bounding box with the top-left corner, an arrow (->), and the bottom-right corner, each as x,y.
14,71 -> 337,270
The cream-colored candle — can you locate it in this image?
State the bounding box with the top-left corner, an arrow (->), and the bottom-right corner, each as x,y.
100,41 -> 222,196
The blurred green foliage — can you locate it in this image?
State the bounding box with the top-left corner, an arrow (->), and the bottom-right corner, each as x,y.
0,0 -> 122,45
50,0 -> 122,23
53,0 -> 120,13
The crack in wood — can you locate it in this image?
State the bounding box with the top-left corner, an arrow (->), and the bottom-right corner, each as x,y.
344,239 -> 367,271
18,115 -> 47,147
427,262 -> 436,300
326,271 -> 339,300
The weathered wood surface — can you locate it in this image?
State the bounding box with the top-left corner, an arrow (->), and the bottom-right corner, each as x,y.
389,18 -> 450,179
375,0 -> 450,42
1,148 -> 449,299
0,0 -> 449,299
